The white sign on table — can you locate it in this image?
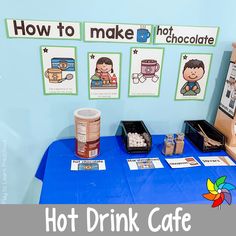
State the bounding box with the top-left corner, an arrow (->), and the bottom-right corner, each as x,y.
199,156 -> 236,166
71,160 -> 106,171
166,157 -> 201,168
127,158 -> 164,170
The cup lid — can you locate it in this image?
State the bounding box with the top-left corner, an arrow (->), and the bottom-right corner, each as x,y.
74,108 -> 101,120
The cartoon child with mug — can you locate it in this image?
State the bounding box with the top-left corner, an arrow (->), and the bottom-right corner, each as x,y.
95,57 -> 115,85
180,59 -> 205,96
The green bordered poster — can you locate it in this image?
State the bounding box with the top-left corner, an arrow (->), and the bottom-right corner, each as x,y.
128,47 -> 164,97
40,46 -> 78,95
175,53 -> 212,101
88,52 -> 121,99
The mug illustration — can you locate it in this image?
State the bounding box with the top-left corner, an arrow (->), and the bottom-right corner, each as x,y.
45,57 -> 75,83
180,59 -> 205,96
132,59 -> 160,84
90,57 -> 118,89
45,68 -> 63,83
137,26 -> 151,43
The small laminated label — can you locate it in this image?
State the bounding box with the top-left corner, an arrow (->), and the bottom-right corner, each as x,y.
127,158 -> 164,170
71,160 -> 106,171
89,149 -> 98,158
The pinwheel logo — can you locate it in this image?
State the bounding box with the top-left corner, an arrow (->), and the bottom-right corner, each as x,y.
203,176 -> 236,208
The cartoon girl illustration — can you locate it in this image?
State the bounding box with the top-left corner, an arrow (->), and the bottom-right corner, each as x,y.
91,57 -> 117,88
96,57 -> 114,84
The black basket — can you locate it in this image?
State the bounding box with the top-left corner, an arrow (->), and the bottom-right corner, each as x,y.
184,120 -> 225,152
116,120 -> 152,153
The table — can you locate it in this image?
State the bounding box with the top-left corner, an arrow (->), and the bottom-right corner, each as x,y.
36,135 -> 236,204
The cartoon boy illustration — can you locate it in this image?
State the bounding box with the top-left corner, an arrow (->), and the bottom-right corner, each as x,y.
180,59 -> 205,96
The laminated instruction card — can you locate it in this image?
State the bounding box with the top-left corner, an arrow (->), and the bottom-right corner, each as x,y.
41,46 -> 77,95
129,47 -> 164,97
199,156 -> 236,166
166,157 -> 201,168
71,160 -> 106,171
127,158 -> 164,170
88,52 -> 121,99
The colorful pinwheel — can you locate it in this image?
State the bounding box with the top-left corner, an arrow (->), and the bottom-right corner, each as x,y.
203,176 -> 236,208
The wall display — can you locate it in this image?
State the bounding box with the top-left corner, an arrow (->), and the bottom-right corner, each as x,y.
175,53 -> 212,100
127,158 -> 164,170
40,46 -> 77,95
166,157 -> 201,168
84,22 -> 153,44
199,156 -> 236,166
128,47 -> 164,97
154,25 -> 219,46
88,52 -> 121,99
71,160 -> 106,171
6,19 -> 81,40
219,62 -> 236,118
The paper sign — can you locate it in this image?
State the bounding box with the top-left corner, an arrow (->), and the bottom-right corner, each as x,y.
129,47 -> 164,97
166,157 -> 201,168
199,156 -> 236,166
175,53 -> 212,100
84,22 -> 153,44
71,160 -> 106,171
88,52 -> 121,99
219,62 -> 236,118
154,25 -> 219,46
6,19 -> 81,39
40,46 -> 77,95
127,158 -> 164,170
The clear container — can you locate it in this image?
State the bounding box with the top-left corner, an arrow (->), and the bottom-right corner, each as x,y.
174,133 -> 185,154
163,138 -> 175,156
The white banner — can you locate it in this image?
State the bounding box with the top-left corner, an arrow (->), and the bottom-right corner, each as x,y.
154,25 -> 219,46
84,22 -> 153,44
6,19 -> 81,39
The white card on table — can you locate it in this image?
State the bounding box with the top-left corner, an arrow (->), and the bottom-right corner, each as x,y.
127,158 -> 164,170
71,160 -> 106,171
199,156 -> 236,166
166,157 -> 201,168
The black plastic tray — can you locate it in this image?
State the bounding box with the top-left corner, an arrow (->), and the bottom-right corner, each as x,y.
184,120 -> 225,152
116,120 -> 152,153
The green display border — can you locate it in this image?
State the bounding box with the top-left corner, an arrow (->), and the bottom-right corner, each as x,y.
153,25 -> 220,47
128,47 -> 165,98
83,22 -> 154,45
88,52 -> 122,100
5,19 -> 82,40
174,52 -> 213,101
40,45 -> 78,96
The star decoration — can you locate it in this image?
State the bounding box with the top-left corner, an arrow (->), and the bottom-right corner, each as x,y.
183,55 -> 188,60
90,54 -> 95,59
133,49 -> 138,54
43,48 -> 48,53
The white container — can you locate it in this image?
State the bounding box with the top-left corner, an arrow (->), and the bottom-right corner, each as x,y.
74,108 -> 101,158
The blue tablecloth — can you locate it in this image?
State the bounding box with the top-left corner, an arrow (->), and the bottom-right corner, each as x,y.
36,135 -> 236,204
